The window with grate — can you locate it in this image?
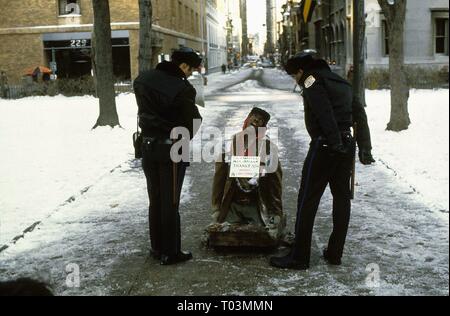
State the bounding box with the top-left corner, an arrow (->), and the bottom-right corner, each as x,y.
59,0 -> 81,16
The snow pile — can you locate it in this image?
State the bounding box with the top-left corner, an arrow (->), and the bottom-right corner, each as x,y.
262,68 -> 297,91
204,69 -> 252,94
226,80 -> 265,93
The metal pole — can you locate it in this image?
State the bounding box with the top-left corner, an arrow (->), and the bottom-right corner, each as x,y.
200,0 -> 208,73
289,4 -> 293,57
289,19 -> 293,57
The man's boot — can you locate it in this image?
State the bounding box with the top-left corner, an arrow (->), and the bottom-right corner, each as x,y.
323,248 -> 342,266
269,254 -> 309,270
160,251 -> 193,266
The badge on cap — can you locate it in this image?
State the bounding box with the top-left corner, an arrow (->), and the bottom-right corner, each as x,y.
304,75 -> 316,89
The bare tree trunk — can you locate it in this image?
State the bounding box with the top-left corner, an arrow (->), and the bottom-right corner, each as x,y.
378,0 -> 410,131
138,0 -> 153,74
92,0 -> 120,129
353,0 -> 366,107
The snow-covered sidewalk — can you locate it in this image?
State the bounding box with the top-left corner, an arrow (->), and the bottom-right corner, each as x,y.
0,70 -> 253,249
366,89 -> 449,215
0,68 -> 448,296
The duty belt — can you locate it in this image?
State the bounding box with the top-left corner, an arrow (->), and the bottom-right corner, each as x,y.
341,131 -> 352,137
315,131 -> 352,141
143,137 -> 174,145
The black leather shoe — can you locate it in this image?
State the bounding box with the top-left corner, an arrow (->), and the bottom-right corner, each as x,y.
160,251 -> 193,265
270,255 -> 309,270
323,248 -> 342,266
150,249 -> 161,260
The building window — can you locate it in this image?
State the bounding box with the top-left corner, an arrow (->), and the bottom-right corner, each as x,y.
330,26 -> 336,63
382,20 -> 389,56
435,18 -> 449,55
59,0 -> 81,16
338,23 -> 345,65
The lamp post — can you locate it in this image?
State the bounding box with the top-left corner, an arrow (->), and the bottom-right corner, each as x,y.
283,3 -> 293,58
226,14 -> 234,65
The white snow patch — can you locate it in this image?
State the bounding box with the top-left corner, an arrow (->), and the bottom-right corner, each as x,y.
365,89 -> 449,216
0,94 -> 139,245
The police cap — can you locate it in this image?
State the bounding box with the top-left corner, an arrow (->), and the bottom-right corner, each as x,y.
285,50 -> 317,75
171,47 -> 203,68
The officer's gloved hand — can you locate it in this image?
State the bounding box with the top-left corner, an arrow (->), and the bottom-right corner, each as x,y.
329,143 -> 351,156
359,149 -> 375,165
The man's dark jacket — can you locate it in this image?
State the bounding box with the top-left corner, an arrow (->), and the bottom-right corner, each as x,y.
133,61 -> 202,140
300,59 -> 372,150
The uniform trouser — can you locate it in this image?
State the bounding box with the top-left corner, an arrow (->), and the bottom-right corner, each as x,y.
142,142 -> 187,257
291,136 -> 355,264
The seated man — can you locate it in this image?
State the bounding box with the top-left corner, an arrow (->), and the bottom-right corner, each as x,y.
209,108 -> 285,247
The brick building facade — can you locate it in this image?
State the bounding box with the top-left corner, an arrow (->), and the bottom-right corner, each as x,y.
0,0 -> 206,83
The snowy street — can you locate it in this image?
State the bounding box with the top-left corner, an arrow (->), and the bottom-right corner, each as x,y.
0,69 -> 448,296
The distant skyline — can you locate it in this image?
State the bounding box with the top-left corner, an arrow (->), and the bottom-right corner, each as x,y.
246,0 -> 266,54
246,0 -> 283,54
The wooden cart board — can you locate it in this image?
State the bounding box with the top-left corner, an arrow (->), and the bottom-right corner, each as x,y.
206,223 -> 279,248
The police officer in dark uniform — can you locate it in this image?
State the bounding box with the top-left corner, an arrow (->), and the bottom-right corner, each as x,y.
134,47 -> 203,265
270,52 -> 375,270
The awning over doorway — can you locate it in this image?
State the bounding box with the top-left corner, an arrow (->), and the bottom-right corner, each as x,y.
42,30 -> 129,41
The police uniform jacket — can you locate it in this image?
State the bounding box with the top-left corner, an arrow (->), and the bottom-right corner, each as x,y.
134,61 -> 202,140
300,59 -> 372,150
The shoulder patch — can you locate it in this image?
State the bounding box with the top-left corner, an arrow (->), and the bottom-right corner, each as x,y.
304,75 -> 316,88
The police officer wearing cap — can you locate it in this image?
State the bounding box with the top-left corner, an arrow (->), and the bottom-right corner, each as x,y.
270,52 -> 375,270
134,47 -> 203,265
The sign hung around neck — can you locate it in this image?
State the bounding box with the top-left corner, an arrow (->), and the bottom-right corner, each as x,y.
229,156 -> 261,178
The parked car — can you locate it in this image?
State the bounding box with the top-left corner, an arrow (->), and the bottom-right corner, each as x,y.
261,61 -> 275,68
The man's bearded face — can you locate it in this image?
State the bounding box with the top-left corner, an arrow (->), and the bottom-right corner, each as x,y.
248,113 -> 267,129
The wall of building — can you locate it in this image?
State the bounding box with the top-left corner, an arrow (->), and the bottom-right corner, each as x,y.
0,0 -> 139,28
0,33 -> 45,82
0,0 -> 206,83
206,0 -> 228,72
280,0 -> 448,72
366,0 -> 449,68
